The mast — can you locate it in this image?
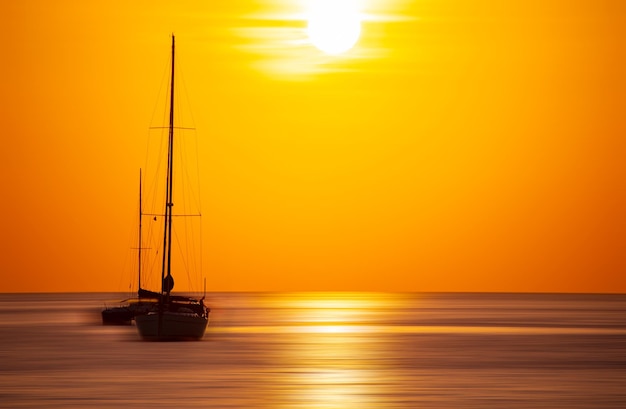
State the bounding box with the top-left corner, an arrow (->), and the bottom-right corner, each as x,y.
161,34 -> 176,297
138,169 -> 143,291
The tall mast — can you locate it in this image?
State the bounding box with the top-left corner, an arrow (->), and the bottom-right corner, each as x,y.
138,169 -> 143,291
161,34 -> 176,296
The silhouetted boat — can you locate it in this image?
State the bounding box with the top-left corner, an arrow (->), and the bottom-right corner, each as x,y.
134,35 -> 209,340
102,171 -> 159,325
101,298 -> 156,325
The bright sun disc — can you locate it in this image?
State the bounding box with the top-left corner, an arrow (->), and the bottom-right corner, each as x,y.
307,1 -> 361,55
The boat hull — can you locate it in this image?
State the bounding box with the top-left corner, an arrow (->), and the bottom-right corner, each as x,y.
135,312 -> 208,341
101,307 -> 133,325
101,300 -> 158,325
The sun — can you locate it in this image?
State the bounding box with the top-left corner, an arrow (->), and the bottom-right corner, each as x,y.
306,0 -> 361,55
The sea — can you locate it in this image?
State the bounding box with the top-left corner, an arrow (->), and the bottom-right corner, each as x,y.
0,292 -> 625,408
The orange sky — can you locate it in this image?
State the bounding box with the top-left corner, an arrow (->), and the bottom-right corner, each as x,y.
1,0 -> 625,293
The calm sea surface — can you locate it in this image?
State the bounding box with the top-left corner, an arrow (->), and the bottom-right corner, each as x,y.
1,292 -> 625,408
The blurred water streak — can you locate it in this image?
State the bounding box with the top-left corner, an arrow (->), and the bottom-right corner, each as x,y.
1,292 -> 625,408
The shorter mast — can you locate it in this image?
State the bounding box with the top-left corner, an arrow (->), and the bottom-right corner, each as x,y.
138,168 -> 143,291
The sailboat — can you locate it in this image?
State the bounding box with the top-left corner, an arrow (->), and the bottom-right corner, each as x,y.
101,170 -> 158,325
134,35 -> 210,341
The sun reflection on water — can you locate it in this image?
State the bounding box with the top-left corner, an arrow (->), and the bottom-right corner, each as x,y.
268,293 -> 392,408
200,292 -> 626,408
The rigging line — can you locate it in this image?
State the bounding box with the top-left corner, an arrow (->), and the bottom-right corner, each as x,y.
141,213 -> 159,290
172,226 -> 193,292
169,128 -> 197,220
144,128 -> 165,227
173,51 -> 203,214
178,138 -> 200,223
185,210 -> 193,291
183,203 -> 201,293
179,210 -> 203,294
198,207 -> 205,291
177,50 -> 196,128
143,174 -> 165,291
118,206 -> 140,295
142,213 -> 201,217
144,51 -> 171,183
152,124 -> 169,206
177,128 -> 203,215
147,47 -> 171,129
179,59 -> 204,213
174,88 -> 191,216
154,129 -> 168,223
171,49 -> 202,218
161,204 -> 201,293
149,126 -> 196,130
144,117 -> 168,219
194,126 -> 203,212
183,211 -> 193,292
172,135 -> 202,293
147,214 -> 161,289
146,247 -> 161,290
193,215 -> 204,293
145,44 -> 173,216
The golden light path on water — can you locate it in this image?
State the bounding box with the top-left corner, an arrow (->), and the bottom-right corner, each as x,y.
265,293 -> 388,408
208,292 -> 626,408
219,292 -> 626,335
219,325 -> 626,335
1,293 -> 625,408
